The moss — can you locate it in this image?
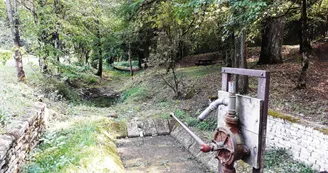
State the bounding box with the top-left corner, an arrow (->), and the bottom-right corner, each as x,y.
314,127 -> 328,135
110,120 -> 127,137
268,109 -> 300,123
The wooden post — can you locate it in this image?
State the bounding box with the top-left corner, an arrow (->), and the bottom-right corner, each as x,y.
253,74 -> 270,173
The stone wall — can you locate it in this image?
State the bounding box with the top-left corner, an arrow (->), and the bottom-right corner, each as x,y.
266,116 -> 328,171
0,102 -> 47,173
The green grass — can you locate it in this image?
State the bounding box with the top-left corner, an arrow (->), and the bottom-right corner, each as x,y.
23,117 -> 125,173
119,86 -> 148,102
178,64 -> 221,78
0,59 -> 37,129
113,60 -> 139,68
265,148 -> 316,173
174,109 -> 217,131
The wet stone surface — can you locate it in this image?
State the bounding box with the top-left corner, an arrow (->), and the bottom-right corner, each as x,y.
117,136 -> 210,173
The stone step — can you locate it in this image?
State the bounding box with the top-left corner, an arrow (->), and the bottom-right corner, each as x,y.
127,118 -> 171,138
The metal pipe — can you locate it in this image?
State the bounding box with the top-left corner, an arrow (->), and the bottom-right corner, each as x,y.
197,97 -> 228,121
228,82 -> 236,116
170,113 -> 206,145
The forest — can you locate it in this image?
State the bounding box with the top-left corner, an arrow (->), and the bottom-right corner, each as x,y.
1,0 -> 328,173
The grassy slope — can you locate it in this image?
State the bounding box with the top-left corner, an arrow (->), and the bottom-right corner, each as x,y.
0,57 -> 126,173
24,116 -> 125,173
0,58 -> 37,130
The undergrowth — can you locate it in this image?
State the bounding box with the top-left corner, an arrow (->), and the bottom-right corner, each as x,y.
113,60 -> 139,68
265,148 -> 316,173
174,109 -> 217,131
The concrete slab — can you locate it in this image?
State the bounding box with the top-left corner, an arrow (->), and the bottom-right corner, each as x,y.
117,136 -> 210,173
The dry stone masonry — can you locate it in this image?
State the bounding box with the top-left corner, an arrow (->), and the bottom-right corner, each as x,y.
266,116 -> 328,171
0,102 -> 47,173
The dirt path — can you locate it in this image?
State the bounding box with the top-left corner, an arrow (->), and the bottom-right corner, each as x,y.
117,136 -> 210,173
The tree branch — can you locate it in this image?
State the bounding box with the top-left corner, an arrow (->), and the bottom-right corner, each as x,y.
271,1 -> 299,19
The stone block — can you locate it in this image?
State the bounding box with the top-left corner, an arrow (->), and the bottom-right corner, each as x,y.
4,121 -> 29,141
300,148 -> 311,156
311,152 -> 322,160
0,160 -> 5,170
307,157 -> 317,165
0,135 -> 13,160
290,148 -> 301,158
154,119 -> 170,135
293,123 -> 305,130
141,119 -> 157,136
22,113 -> 38,127
320,164 -> 328,171
312,164 -> 321,172
127,119 -> 141,137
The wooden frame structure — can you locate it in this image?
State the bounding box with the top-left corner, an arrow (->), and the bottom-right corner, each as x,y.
221,67 -> 270,173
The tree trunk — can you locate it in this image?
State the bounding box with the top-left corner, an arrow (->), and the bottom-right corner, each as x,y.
224,34 -> 234,67
258,17 -> 285,64
234,31 -> 248,94
53,0 -> 61,62
85,50 -> 90,65
300,0 -> 311,53
95,24 -> 102,77
137,50 -> 143,69
95,46 -> 103,77
297,52 -> 309,89
297,0 -> 311,89
128,42 -> 134,76
5,0 -> 25,81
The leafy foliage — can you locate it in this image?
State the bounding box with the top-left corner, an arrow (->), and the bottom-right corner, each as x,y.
265,148 -> 316,173
0,50 -> 11,65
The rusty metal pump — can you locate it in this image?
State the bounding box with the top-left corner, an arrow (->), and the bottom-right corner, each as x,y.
170,82 -> 249,173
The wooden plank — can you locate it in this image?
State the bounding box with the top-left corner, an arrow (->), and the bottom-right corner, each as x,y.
237,96 -> 263,135
221,74 -> 231,92
241,129 -> 260,168
253,74 -> 270,173
222,67 -> 267,78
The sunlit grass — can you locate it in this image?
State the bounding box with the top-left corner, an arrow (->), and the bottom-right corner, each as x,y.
23,117 -> 125,173
178,64 -> 221,78
0,58 -> 37,128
